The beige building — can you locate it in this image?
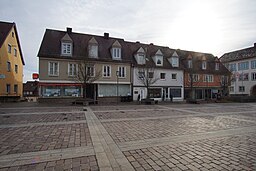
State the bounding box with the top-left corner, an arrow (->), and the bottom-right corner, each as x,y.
38,28 -> 132,102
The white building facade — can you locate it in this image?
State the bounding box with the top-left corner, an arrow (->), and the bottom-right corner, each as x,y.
220,43 -> 256,96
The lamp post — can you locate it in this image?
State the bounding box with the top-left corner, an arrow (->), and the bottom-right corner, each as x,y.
116,70 -> 119,104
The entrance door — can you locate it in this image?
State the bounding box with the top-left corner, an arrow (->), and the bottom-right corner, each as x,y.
251,85 -> 256,96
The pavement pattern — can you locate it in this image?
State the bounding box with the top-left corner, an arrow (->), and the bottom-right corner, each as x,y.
0,102 -> 255,170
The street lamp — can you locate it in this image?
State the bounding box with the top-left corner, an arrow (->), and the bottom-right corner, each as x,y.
116,70 -> 119,104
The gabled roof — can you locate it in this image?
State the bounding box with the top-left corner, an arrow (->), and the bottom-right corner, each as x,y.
0,21 -> 25,65
38,29 -> 132,63
178,50 -> 230,75
220,43 -> 256,63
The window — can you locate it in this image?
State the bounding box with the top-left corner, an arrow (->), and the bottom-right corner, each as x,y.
7,62 -> 11,72
155,55 -> 163,66
12,32 -> 14,37
103,65 -> 111,77
48,62 -> 59,76
170,88 -> 182,98
118,66 -> 125,78
229,63 -> 237,71
188,74 -> 199,82
14,48 -> 17,57
14,84 -> 18,93
239,86 -> 245,92
238,62 -> 249,70
251,60 -> 256,69
160,73 -> 166,80
148,88 -> 161,98
112,48 -> 121,59
138,71 -> 145,79
15,65 -> 18,73
252,72 -> 256,81
86,65 -> 95,77
6,84 -> 10,94
148,72 -> 154,78
137,54 -> 145,64
172,73 -> 177,79
68,63 -> 77,76
61,43 -> 72,55
188,60 -> 192,68
203,75 -> 213,82
89,45 -> 98,58
215,63 -> 220,70
202,61 -> 207,70
8,44 -> 11,53
239,73 -> 249,81
171,57 -> 179,67
230,86 -> 234,92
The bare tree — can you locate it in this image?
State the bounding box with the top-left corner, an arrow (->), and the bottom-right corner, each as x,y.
136,64 -> 160,100
75,59 -> 101,99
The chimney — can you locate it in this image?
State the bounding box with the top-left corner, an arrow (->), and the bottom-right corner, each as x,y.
66,27 -> 72,34
254,43 -> 256,48
150,43 -> 154,45
136,41 -> 140,43
104,32 -> 109,39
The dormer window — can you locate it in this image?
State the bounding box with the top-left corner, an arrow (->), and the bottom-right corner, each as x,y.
112,48 -> 121,59
202,61 -> 207,70
88,37 -> 98,58
171,57 -> 179,67
89,44 -> 98,58
61,42 -> 72,56
154,55 -> 163,66
215,62 -> 220,70
188,60 -> 192,68
137,54 -> 146,65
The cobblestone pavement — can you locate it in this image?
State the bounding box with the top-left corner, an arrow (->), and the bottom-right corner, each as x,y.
0,102 -> 255,170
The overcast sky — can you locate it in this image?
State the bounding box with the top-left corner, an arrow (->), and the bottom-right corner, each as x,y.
1,0 -> 256,82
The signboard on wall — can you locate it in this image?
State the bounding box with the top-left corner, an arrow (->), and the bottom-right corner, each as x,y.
32,73 -> 39,79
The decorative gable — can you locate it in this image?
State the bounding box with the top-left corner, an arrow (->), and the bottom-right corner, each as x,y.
88,37 -> 98,58
61,33 -> 73,56
111,40 -> 121,60
153,49 -> 163,66
135,47 -> 146,65
168,51 -> 179,67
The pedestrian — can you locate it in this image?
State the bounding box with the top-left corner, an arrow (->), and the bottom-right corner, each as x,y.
170,93 -> 173,102
137,94 -> 141,104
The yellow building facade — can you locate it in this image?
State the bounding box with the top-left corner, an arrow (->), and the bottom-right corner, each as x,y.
0,21 -> 25,101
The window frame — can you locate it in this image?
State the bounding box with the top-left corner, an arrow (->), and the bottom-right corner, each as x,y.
6,84 -> 11,94
7,61 -> 11,72
171,57 -> 179,67
238,61 -> 249,71
68,63 -> 78,77
252,72 -> 256,81
14,48 -> 17,57
103,65 -> 111,77
14,84 -> 18,94
112,48 -> 121,59
8,44 -> 11,53
15,64 -> 18,73
251,60 -> 256,69
155,55 -> 163,66
61,42 -> 72,56
88,44 -> 98,58
202,61 -> 207,70
188,60 -> 192,68
118,66 -> 126,78
203,74 -> 214,82
86,65 -> 95,77
160,73 -> 166,80
239,86 -> 245,92
215,63 -> 220,70
48,62 -> 59,76
172,73 -> 177,80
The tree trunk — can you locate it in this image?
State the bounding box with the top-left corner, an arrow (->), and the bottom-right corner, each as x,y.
83,83 -> 86,99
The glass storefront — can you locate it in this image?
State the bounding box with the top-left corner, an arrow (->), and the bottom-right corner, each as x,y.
41,85 -> 81,97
